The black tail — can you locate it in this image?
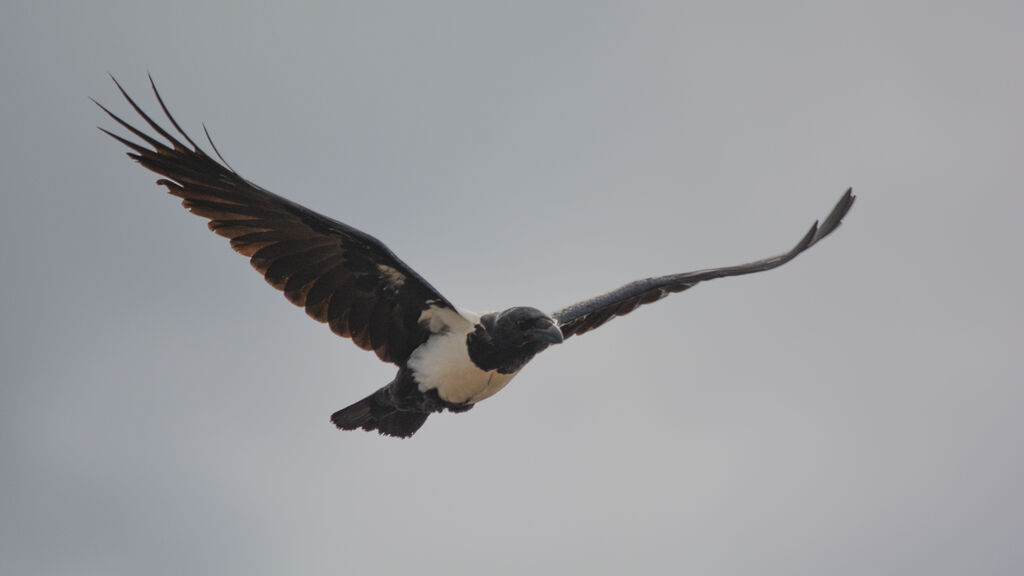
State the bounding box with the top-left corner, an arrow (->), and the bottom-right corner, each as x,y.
331,388 -> 429,438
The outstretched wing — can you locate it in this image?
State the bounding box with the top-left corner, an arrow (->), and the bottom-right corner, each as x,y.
96,76 -> 465,365
551,189 -> 855,339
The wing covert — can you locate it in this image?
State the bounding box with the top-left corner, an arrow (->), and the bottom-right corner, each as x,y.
97,76 -> 462,364
551,189 -> 855,339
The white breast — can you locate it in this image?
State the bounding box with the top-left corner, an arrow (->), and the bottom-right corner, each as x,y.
407,308 -> 519,405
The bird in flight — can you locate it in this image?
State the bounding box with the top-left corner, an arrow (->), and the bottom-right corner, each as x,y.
96,76 -> 855,438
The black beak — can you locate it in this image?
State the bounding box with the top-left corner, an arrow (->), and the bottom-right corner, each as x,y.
532,322 -> 564,344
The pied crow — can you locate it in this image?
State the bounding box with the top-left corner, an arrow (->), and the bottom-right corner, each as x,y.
96,77 -> 855,438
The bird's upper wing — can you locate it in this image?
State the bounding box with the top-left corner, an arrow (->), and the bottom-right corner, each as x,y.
96,76 -> 468,365
550,189 -> 855,339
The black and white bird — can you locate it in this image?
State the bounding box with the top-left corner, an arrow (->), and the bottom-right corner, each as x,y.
96,77 -> 855,438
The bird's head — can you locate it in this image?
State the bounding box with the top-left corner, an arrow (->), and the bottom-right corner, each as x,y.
468,307 -> 564,373
492,307 -> 564,347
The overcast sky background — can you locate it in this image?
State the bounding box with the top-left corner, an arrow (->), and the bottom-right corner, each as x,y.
2,2 -> 1022,575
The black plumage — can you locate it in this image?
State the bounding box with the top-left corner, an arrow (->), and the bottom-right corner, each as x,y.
552,189 -> 854,338
98,77 -> 855,438
95,76 -> 453,367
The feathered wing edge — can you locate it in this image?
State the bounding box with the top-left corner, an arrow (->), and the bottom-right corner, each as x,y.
551,189 -> 856,339
95,75 -> 463,365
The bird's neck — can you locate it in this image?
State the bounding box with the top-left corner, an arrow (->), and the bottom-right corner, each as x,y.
466,320 -> 543,374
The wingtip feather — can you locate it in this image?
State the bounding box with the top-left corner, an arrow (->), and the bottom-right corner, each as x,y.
815,187 -> 856,241
109,75 -> 188,151
203,123 -> 237,173
794,220 -> 818,255
149,74 -> 205,153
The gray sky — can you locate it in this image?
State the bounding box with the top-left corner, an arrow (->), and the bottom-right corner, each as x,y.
2,2 -> 1022,574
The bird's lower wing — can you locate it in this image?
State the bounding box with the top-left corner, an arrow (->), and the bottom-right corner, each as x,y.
96,76 -> 464,364
551,189 -> 855,339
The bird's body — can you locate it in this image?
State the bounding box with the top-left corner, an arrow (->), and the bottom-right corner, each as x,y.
331,305 -> 561,435
97,77 -> 855,438
407,308 -> 514,405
